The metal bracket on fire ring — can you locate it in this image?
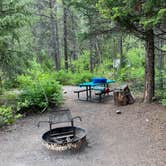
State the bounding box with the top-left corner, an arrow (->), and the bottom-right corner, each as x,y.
37,109 -> 82,137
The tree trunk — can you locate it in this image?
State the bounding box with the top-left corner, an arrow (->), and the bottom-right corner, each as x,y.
89,39 -> 94,72
62,0 -> 68,71
89,16 -> 94,72
94,36 -> 102,66
71,11 -> 77,60
49,0 -> 60,71
0,76 -> 2,95
143,29 -> 155,103
118,34 -> 125,68
157,38 -> 164,90
35,0 -> 45,62
54,0 -> 61,70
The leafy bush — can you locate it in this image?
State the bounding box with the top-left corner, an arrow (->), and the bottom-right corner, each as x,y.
126,48 -> 144,67
55,70 -> 74,85
17,72 -> 63,113
0,106 -> 21,126
71,50 -> 90,72
115,47 -> 145,85
73,72 -> 94,84
0,90 -> 19,107
54,70 -> 96,85
3,78 -> 20,89
161,99 -> 166,107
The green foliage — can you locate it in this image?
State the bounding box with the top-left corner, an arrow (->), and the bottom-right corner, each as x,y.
97,0 -> 166,29
0,0 -> 33,89
54,70 -> 95,85
0,90 -> 19,107
161,99 -> 166,107
95,60 -> 113,74
71,50 -> 90,72
0,106 -> 21,126
55,70 -> 74,85
17,65 -> 63,113
3,79 -> 20,89
74,71 -> 94,84
155,69 -> 166,102
126,48 -> 144,65
115,43 -> 145,81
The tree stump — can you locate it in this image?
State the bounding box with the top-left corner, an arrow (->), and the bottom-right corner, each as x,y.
113,85 -> 134,106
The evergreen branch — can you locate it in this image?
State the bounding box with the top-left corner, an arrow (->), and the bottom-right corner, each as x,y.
155,45 -> 166,53
156,25 -> 166,33
154,32 -> 166,36
88,28 -> 119,37
154,35 -> 166,40
33,12 -> 51,18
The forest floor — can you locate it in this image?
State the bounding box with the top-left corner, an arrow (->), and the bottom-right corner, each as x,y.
0,86 -> 166,166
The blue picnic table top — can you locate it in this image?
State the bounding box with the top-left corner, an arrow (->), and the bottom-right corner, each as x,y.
79,79 -> 115,87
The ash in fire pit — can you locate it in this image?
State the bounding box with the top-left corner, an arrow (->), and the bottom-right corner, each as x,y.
38,109 -> 86,151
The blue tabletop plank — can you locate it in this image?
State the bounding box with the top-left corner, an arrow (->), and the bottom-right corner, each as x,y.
79,79 -> 115,87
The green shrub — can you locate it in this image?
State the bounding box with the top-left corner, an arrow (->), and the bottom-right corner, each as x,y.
71,50 -> 90,72
4,78 -> 20,89
161,99 -> 166,107
17,72 -> 63,113
0,90 -> 19,106
55,70 -> 73,85
73,72 -> 94,84
0,106 -> 21,126
126,48 -> 144,67
54,70 -> 96,85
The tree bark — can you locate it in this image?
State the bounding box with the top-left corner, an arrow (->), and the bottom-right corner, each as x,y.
94,36 -> 102,66
118,34 -> 125,68
143,29 -> 155,103
62,0 -> 68,71
89,16 -> 94,72
0,76 -> 2,95
157,38 -> 164,90
54,0 -> 61,70
49,0 -> 60,71
71,11 -> 77,60
34,0 -> 44,62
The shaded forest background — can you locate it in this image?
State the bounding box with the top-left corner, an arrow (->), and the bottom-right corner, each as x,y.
0,0 -> 166,125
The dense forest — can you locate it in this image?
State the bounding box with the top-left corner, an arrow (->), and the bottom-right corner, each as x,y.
0,0 -> 166,125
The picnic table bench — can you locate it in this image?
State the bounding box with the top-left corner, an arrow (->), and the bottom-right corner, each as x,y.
74,89 -> 88,99
93,86 -> 114,102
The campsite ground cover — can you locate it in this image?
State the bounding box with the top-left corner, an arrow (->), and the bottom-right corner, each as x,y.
0,86 -> 165,166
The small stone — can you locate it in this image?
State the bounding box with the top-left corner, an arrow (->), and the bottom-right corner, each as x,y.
146,118 -> 149,122
63,90 -> 67,94
116,110 -> 121,114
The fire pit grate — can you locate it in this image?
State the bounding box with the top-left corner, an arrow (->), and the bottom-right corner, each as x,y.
38,109 -> 86,151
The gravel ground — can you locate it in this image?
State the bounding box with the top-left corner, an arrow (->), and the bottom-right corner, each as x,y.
0,86 -> 165,166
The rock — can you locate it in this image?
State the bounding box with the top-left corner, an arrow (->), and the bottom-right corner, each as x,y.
145,118 -> 149,122
116,110 -> 121,114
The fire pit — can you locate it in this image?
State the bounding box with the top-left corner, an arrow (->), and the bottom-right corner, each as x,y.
38,109 -> 86,151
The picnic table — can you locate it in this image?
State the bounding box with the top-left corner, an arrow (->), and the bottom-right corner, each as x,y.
74,79 -> 115,102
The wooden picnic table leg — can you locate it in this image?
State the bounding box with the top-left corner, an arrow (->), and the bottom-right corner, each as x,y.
89,86 -> 92,100
86,86 -> 89,100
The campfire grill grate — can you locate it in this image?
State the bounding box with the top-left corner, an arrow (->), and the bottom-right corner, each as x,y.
38,109 -> 86,151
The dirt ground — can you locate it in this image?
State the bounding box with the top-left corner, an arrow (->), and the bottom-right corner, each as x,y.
0,86 -> 166,166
